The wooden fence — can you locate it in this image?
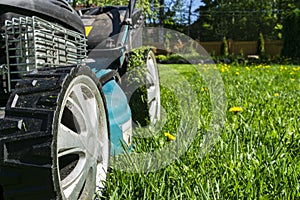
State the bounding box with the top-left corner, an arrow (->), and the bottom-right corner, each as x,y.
200,40 -> 283,56
148,38 -> 283,57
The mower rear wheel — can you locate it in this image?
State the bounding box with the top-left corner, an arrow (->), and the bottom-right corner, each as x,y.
124,49 -> 161,126
145,50 -> 161,124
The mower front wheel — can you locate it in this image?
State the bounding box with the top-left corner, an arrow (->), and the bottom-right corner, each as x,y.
0,66 -> 110,199
53,67 -> 110,199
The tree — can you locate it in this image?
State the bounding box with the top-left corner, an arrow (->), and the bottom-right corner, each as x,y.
69,0 -> 128,7
68,0 -> 160,25
187,0 -> 194,36
159,0 -> 164,26
191,0 -> 295,42
282,3 -> 300,60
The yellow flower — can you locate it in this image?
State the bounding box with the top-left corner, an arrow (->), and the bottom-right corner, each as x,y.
201,87 -> 209,92
164,132 -> 176,141
246,67 -> 250,71
291,78 -> 295,82
229,107 -> 243,113
236,71 -> 240,75
274,93 -> 279,97
280,66 -> 284,71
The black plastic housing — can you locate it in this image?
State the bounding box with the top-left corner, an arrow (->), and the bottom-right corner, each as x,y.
0,0 -> 84,34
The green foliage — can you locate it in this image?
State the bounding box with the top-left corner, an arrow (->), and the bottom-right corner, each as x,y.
256,32 -> 271,63
282,8 -> 300,61
127,47 -> 149,71
71,0 -> 128,6
69,0 -> 160,23
156,54 -> 168,62
125,47 -> 150,87
192,0 -> 297,41
257,32 -> 265,55
156,53 -> 208,64
165,54 -> 185,62
221,36 -> 229,56
122,47 -> 151,126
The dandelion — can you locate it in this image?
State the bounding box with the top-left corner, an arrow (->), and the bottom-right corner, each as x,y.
265,65 -> 271,69
201,87 -> 209,92
229,107 -> 243,113
280,66 -> 284,71
274,93 -> 280,97
164,132 -> 176,141
236,71 -> 240,75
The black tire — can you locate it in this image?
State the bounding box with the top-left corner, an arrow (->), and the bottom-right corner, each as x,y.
0,65 -> 110,199
122,48 -> 161,126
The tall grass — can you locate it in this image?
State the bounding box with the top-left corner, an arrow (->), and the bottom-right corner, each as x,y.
101,64 -> 300,199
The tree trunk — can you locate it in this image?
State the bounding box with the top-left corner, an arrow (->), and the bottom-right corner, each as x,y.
188,0 -> 193,36
158,0 -> 164,43
72,0 -> 77,8
159,0 -> 164,27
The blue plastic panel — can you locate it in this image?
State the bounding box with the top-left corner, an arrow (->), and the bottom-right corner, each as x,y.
93,69 -> 132,155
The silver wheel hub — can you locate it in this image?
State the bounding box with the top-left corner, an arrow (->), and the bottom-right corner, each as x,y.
146,52 -> 161,124
57,75 -> 109,199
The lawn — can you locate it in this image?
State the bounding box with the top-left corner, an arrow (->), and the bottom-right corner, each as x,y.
100,63 -> 300,199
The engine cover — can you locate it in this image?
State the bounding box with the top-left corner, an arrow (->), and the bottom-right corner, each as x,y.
0,0 -> 84,34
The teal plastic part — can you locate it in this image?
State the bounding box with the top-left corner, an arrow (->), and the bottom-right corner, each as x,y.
93,69 -> 132,156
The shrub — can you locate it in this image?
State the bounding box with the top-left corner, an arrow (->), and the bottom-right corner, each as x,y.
257,32 -> 265,56
221,36 -> 229,56
156,54 -> 168,62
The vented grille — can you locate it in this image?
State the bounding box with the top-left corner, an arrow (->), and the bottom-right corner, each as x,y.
4,16 -> 87,91
5,16 -> 87,69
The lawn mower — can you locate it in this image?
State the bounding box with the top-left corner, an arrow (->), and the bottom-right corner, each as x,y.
0,0 -> 160,199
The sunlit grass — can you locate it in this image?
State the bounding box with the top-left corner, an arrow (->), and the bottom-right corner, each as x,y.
100,63 -> 300,199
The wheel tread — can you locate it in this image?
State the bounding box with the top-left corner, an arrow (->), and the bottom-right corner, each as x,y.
0,66 -> 75,199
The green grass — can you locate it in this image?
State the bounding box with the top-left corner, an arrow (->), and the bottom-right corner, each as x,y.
100,63 -> 300,199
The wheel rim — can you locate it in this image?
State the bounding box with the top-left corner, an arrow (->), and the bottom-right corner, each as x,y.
146,51 -> 161,124
56,75 -> 109,199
